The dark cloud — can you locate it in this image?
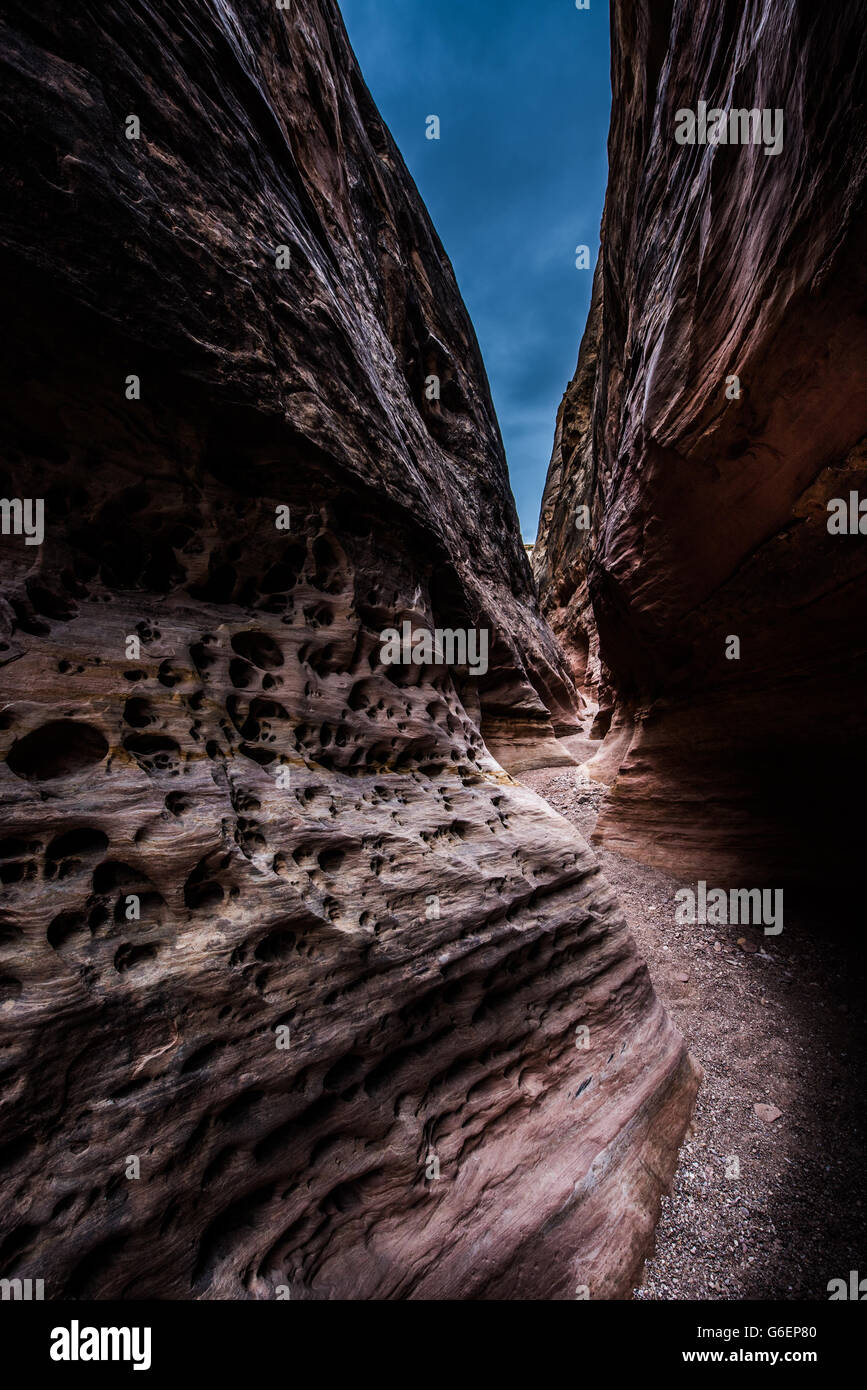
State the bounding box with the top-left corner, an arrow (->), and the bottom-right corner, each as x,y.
340,0 -> 610,537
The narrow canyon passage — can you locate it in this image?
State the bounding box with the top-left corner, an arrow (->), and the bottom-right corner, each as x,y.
521,741 -> 867,1300
1,0 -> 864,1312
0,0 -> 699,1300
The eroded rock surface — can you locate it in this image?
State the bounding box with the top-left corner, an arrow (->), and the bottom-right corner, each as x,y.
535,0 -> 867,885
0,0 -> 697,1298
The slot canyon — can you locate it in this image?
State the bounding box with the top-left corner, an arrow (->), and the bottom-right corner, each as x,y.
0,0 -> 863,1304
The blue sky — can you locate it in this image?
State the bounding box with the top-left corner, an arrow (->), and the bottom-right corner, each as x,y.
339,0 -> 611,540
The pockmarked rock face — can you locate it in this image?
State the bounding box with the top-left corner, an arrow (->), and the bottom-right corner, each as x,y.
0,0 -> 697,1297
535,0 -> 867,885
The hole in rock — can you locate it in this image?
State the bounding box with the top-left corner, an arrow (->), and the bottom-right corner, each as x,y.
93,861 -> 147,892
253,927 -> 296,962
0,838 -> 33,858
183,872 -> 224,910
113,943 -> 158,972
47,911 -> 88,949
229,658 -> 257,689
6,721 -> 108,780
230,631 -> 284,670
123,697 -> 155,728
318,848 -> 345,873
123,733 -> 179,758
46,827 -> 109,863
239,744 -> 276,765
0,860 -> 34,885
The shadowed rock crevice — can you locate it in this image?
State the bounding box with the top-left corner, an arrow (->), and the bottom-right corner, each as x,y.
534,0 -> 867,890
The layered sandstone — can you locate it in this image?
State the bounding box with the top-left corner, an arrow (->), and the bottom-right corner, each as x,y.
535,0 -> 867,885
0,0 -> 697,1297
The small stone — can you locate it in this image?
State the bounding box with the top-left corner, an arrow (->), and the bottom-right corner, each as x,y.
754,1103 -> 782,1124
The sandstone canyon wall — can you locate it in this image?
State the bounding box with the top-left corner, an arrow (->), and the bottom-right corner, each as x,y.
535,0 -> 867,889
0,1 -> 697,1297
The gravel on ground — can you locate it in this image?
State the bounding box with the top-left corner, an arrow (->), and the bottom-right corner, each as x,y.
520,753 -> 867,1301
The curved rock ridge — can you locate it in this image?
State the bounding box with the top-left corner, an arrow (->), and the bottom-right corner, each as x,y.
535,0 -> 867,885
0,1 -> 697,1297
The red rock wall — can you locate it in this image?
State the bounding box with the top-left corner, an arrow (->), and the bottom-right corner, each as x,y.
535,0 -> 867,885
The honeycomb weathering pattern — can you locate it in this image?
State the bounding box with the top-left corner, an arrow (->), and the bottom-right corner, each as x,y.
0,0 -> 698,1298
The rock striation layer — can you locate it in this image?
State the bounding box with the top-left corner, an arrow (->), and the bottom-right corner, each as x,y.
0,1 -> 697,1297
535,0 -> 867,886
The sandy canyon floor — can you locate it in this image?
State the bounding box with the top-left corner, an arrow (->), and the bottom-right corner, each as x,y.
521,739 -> 867,1301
